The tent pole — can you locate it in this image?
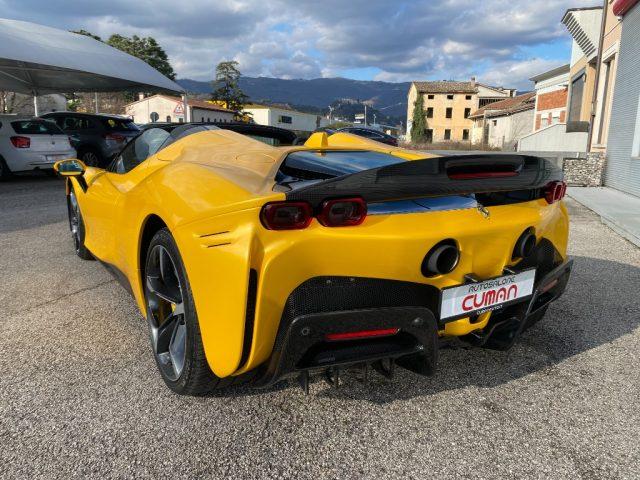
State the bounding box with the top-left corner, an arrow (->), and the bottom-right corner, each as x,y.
33,93 -> 38,116
183,92 -> 189,122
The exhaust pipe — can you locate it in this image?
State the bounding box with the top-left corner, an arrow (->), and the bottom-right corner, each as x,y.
422,240 -> 460,277
513,230 -> 536,259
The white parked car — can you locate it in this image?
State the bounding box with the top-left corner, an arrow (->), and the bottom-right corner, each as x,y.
0,115 -> 76,179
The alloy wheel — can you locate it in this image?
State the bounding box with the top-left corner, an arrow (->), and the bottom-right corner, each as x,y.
145,245 -> 187,381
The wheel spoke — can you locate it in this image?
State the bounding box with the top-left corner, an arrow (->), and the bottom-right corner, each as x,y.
155,313 -> 179,353
169,321 -> 187,377
159,248 -> 179,289
146,275 -> 181,304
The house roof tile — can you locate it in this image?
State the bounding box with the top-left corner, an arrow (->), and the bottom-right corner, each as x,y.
469,92 -> 535,119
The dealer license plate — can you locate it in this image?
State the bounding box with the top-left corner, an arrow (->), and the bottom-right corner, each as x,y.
440,269 -> 536,320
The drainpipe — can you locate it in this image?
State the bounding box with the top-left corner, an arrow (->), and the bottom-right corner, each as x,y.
586,0 -> 609,153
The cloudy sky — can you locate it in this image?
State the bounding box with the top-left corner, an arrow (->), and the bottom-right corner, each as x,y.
2,0 -> 586,89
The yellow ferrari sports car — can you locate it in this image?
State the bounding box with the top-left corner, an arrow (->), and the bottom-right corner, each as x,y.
55,123 -> 572,395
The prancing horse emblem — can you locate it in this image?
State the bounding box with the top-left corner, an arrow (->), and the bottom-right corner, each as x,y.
477,204 -> 490,219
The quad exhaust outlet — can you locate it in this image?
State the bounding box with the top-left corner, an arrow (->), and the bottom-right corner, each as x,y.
513,229 -> 536,259
422,240 -> 460,277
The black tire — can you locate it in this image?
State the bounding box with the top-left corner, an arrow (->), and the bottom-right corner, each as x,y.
0,155 -> 12,180
67,189 -> 94,260
78,148 -> 103,168
144,228 -> 253,395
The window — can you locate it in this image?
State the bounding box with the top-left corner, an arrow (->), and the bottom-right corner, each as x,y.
166,115 -> 171,122
541,116 -> 550,128
426,107 -> 433,118
207,117 -> 211,122
427,94 -> 435,100
446,108 -> 452,119
114,128 -> 171,174
54,116 -> 95,131
598,57 -> 615,144
492,120 -> 497,127
462,129 -> 469,141
465,95 -> 472,100
426,129 -> 433,143
11,120 -> 64,135
464,108 -> 471,118
150,112 -> 159,122
278,115 -> 293,124
568,73 -> 585,123
444,129 -> 451,140
447,94 -> 454,100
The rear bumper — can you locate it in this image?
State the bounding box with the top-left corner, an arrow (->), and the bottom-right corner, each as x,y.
4,150 -> 76,172
254,258 -> 572,387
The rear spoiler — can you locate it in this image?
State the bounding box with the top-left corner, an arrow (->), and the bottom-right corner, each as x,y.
285,154 -> 562,207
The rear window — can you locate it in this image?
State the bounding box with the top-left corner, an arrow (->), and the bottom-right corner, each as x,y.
11,120 -> 64,135
101,117 -> 139,132
277,150 -> 405,182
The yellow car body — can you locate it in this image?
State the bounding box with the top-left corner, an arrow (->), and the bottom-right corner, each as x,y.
56,127 -> 571,392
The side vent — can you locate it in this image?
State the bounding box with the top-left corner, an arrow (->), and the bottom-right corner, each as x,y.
239,269 -> 258,369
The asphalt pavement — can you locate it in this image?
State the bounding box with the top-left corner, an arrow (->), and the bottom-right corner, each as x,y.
1,176 -> 639,479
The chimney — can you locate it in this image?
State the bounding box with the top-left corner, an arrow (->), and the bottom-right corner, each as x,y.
470,76 -> 476,88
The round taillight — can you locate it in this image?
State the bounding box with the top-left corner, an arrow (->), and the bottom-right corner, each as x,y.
317,197 -> 367,227
260,201 -> 313,230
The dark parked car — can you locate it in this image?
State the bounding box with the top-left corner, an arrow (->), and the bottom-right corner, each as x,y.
42,112 -> 139,167
139,121 -> 298,146
336,126 -> 399,146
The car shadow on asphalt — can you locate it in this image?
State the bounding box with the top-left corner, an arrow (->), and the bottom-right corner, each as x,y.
219,254 -> 639,403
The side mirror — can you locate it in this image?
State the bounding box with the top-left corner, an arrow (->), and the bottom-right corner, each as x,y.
54,159 -> 86,177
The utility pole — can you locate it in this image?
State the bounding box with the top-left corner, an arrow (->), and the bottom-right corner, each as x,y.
364,104 -> 367,126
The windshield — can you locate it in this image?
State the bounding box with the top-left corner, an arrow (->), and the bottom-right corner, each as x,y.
11,120 -> 64,135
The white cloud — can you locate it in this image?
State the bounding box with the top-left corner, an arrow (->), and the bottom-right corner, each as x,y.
0,0 -> 585,87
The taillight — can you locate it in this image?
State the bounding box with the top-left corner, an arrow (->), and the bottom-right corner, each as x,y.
325,328 -> 399,341
10,136 -> 30,148
544,181 -> 567,204
260,201 -> 313,230
104,133 -> 126,142
317,197 -> 367,227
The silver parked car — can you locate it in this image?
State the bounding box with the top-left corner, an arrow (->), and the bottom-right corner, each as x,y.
0,115 -> 76,179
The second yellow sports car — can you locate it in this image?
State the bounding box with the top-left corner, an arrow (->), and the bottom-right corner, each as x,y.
55,123 -> 572,395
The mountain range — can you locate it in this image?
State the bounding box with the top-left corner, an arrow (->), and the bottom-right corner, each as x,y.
177,77 -> 411,124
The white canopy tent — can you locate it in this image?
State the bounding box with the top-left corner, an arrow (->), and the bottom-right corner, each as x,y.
0,18 -> 188,118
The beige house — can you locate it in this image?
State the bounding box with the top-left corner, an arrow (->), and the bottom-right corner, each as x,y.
590,1 -> 623,152
562,6 -> 604,133
519,3 -> 621,157
406,79 -> 515,143
125,94 -> 236,124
